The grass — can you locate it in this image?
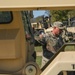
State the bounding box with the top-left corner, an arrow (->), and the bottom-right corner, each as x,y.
35,46 -> 42,52
35,45 -> 75,68
65,45 -> 75,51
36,56 -> 42,68
35,46 -> 42,67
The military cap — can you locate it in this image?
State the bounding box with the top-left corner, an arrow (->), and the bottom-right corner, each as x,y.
53,21 -> 65,29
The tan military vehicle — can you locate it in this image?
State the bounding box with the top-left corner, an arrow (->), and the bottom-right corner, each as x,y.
0,0 -> 75,75
63,20 -> 75,41
67,20 -> 75,40
0,11 -> 40,75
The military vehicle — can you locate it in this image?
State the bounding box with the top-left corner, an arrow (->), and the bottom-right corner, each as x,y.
67,18 -> 75,40
0,0 -> 75,75
63,18 -> 75,41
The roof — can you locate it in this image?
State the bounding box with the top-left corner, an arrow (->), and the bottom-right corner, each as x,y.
0,0 -> 75,11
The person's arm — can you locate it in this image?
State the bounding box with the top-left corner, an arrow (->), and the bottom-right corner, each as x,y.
34,33 -> 46,45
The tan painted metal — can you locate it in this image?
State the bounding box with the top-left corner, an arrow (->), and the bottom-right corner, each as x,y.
41,52 -> 75,75
0,0 -> 75,11
67,27 -> 75,33
0,12 -> 27,74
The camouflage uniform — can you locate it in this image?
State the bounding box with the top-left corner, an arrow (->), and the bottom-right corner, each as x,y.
41,21 -> 64,68
41,32 -> 64,68
46,32 -> 64,51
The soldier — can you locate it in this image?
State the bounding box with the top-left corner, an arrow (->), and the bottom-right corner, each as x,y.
38,21 -> 65,68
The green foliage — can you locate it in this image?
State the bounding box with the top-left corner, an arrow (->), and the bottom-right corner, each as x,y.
68,10 -> 75,18
50,10 -> 69,22
50,10 -> 75,23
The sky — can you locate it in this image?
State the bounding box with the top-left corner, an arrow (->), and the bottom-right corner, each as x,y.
33,10 -> 46,18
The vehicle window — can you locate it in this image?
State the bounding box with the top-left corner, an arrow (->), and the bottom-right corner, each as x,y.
0,11 -> 13,24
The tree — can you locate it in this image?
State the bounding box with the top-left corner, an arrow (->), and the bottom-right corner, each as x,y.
50,10 -> 70,22
68,10 -> 75,18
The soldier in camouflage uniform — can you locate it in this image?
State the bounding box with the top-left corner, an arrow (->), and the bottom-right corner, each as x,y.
39,21 -> 65,68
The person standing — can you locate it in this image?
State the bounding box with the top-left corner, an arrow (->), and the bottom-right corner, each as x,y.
38,21 -> 65,68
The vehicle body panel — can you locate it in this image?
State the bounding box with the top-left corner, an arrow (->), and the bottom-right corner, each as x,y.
0,0 -> 75,11
0,11 -> 27,73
